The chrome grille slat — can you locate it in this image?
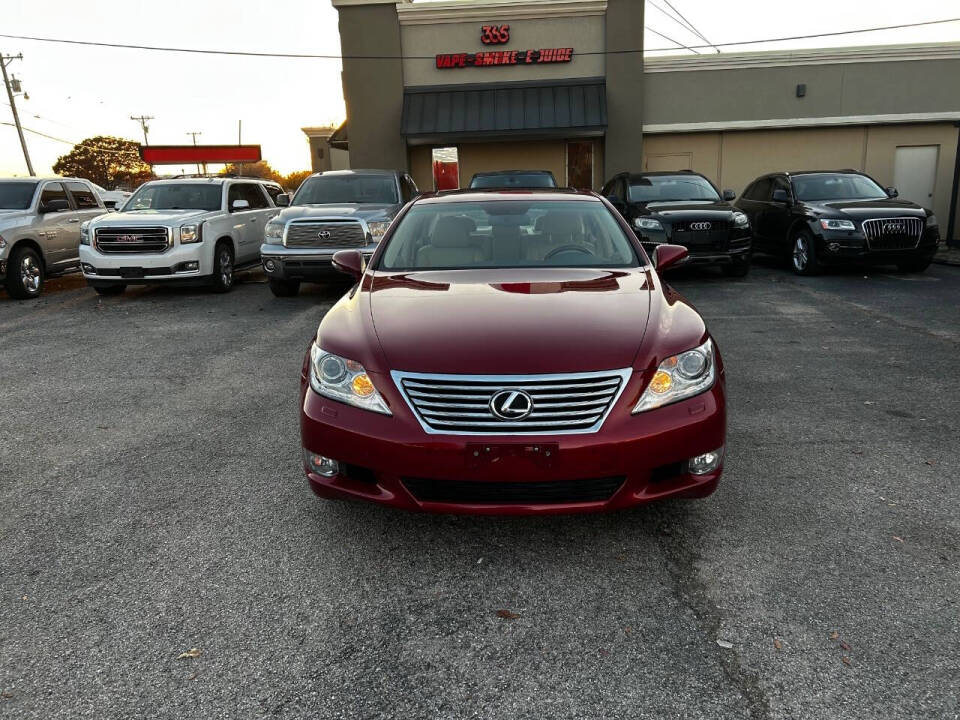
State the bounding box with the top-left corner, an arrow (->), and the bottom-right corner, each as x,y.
392,369 -> 632,435
284,220 -> 367,248
861,216 -> 923,251
95,226 -> 170,254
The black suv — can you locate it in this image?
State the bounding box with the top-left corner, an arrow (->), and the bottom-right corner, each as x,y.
735,170 -> 939,275
601,171 -> 752,277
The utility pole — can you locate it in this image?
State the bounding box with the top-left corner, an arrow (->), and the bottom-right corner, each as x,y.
187,131 -> 204,174
130,115 -> 154,145
1,52 -> 34,177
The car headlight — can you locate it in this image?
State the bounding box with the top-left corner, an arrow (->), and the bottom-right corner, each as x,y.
80,221 -> 90,245
634,217 -> 663,232
0,233 -> 7,251
180,223 -> 202,244
264,221 -> 285,241
926,214 -> 938,227
732,211 -> 749,228
819,218 -> 856,231
367,221 -> 391,241
309,343 -> 391,415
633,338 -> 715,414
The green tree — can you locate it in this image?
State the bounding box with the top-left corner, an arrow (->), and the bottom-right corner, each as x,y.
220,161 -> 283,184
282,170 -> 312,192
52,136 -> 153,190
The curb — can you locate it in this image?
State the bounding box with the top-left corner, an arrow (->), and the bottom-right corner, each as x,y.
933,247 -> 960,267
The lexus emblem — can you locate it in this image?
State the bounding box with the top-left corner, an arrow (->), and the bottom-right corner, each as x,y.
689,222 -> 712,231
489,389 -> 534,420
317,230 -> 332,239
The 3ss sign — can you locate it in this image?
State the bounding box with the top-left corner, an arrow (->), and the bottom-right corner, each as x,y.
480,24 -> 510,45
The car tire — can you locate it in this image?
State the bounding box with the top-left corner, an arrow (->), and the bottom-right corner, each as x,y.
210,241 -> 235,293
722,256 -> 751,278
791,230 -> 820,276
896,256 -> 933,273
5,245 -> 44,299
269,278 -> 301,297
93,284 -> 126,296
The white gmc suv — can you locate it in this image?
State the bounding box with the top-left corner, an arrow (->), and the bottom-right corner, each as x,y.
79,177 -> 280,295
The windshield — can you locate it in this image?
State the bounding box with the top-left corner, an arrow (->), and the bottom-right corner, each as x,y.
629,175 -> 720,203
125,183 -> 222,211
470,173 -> 556,189
0,181 -> 38,210
379,200 -> 639,271
294,175 -> 398,205
793,173 -> 887,201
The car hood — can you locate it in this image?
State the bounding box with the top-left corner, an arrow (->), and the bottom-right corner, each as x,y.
366,268 -> 652,374
639,200 -> 738,222
97,209 -> 211,224
278,203 -> 399,222
802,198 -> 928,218
0,210 -> 31,225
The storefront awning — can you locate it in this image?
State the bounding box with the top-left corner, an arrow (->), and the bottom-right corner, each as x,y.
401,79 -> 606,144
328,120 -> 349,151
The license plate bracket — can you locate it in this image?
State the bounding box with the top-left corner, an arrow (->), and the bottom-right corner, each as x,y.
466,442 -> 559,469
119,267 -> 145,279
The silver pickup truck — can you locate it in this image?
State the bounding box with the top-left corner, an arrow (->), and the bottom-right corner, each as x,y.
0,177 -> 106,299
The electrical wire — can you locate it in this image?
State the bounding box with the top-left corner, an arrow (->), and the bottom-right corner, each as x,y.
1,17 -> 958,58
646,27 -> 700,55
0,122 -> 142,155
662,0 -> 721,53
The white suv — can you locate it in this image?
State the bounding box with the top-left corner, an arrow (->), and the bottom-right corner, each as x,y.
79,177 -> 279,295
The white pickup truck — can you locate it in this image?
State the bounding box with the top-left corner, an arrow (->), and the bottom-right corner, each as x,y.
79,177 -> 281,295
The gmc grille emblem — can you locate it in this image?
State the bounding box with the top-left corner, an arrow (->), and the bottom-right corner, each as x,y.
489,389 -> 534,420
317,230 -> 332,239
116,235 -> 139,243
689,222 -> 712,231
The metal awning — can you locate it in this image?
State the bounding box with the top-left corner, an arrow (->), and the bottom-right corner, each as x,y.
401,79 -> 606,144
328,120 -> 349,150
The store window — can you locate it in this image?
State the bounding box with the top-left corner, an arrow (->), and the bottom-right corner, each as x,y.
432,147 -> 459,190
567,141 -> 593,190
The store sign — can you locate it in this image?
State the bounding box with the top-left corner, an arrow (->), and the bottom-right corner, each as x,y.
436,24 -> 574,70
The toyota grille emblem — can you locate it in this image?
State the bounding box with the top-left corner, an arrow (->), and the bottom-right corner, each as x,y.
317,230 -> 332,239
489,389 -> 534,420
689,222 -> 712,231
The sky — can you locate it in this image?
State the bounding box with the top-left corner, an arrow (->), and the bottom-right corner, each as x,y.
1,0 -> 958,178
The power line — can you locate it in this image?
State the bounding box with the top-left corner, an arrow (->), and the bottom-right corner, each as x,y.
647,1 -> 707,48
0,122 -> 143,155
661,0 -> 720,53
1,17 -> 959,58
646,27 -> 701,55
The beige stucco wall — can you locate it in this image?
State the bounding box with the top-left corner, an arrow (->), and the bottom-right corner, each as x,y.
643,124 -> 958,226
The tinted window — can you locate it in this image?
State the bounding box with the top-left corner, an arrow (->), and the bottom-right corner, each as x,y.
39,182 -> 68,210
792,173 -> 887,201
0,181 -> 38,210
127,183 -> 222,211
294,175 -> 399,205
469,173 -> 557,189
628,174 -> 720,203
400,175 -> 417,203
745,177 -> 772,201
261,184 -> 283,203
66,181 -> 100,209
379,200 -> 638,271
231,183 -> 269,209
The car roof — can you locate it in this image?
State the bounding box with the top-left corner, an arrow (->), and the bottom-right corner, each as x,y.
0,176 -> 88,183
471,170 -> 554,176
786,169 -> 863,177
309,169 -> 400,178
623,170 -> 705,180
413,188 -> 597,204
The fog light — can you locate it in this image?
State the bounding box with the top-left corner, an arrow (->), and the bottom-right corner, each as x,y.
303,449 -> 339,477
828,243 -> 840,252
687,447 -> 724,475
81,263 -> 96,275
184,261 -> 199,271
264,259 -> 276,272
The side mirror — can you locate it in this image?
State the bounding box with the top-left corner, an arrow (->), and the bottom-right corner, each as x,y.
275,193 -> 291,207
653,244 -> 689,273
231,199 -> 251,212
39,197 -> 70,213
332,249 -> 365,282
771,188 -> 791,204
886,186 -> 899,198
722,189 -> 736,201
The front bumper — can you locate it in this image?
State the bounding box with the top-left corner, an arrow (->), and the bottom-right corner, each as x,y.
261,242 -> 378,282
299,366 -> 726,515
79,244 -> 208,283
816,227 -> 939,265
639,229 -> 752,266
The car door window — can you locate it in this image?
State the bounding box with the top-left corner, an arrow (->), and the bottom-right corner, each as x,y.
236,183 -> 269,209
65,182 -> 100,209
261,184 -> 282,205
771,176 -> 791,201
400,175 -> 416,203
748,177 -> 772,201
39,182 -> 68,211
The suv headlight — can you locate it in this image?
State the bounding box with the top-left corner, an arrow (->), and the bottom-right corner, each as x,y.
80,221 -> 91,245
926,214 -> 938,227
264,220 -> 284,241
633,338 -> 716,413
819,218 -> 856,231
732,211 -> 749,228
180,223 -> 202,244
634,217 -> 663,232
367,221 -> 391,241
309,343 -> 391,415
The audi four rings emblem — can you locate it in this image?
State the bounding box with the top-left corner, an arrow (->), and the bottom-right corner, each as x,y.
884,221 -> 904,233
489,390 -> 534,420
317,230 -> 332,239
689,222 -> 712,231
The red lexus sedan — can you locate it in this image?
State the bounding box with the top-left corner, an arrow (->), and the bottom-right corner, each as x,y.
299,189 -> 726,514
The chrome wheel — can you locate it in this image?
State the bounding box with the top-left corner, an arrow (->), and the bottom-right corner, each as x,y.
792,236 -> 808,272
219,248 -> 233,288
20,254 -> 41,294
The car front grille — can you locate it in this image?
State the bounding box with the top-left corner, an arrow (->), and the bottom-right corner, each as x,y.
284,220 -> 367,248
391,369 -> 632,435
671,220 -> 730,249
862,217 -> 923,251
95,226 -> 170,254
402,476 -> 625,505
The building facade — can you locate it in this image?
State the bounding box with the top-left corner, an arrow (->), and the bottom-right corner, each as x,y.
330,0 -> 960,243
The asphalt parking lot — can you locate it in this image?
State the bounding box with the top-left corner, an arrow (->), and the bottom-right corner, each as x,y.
1,261 -> 958,719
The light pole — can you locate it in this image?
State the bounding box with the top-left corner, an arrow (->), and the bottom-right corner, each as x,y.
187,131 -> 204,174
1,52 -> 34,176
